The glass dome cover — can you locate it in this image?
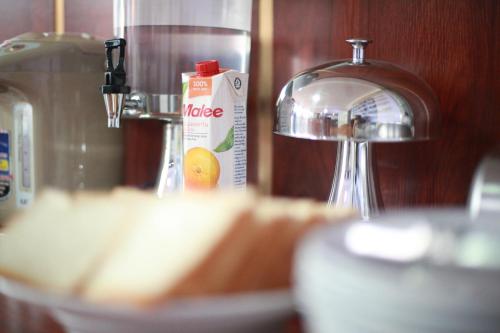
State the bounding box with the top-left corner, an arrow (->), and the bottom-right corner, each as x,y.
275,39 -> 440,142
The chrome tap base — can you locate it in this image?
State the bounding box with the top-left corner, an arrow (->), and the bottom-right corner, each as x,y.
328,141 -> 383,220
103,93 -> 125,128
122,93 -> 182,122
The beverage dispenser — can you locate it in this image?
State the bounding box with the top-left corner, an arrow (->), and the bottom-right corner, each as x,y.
0,33 -> 124,222
102,0 -> 252,195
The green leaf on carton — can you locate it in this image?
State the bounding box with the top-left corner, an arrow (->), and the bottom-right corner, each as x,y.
182,82 -> 188,96
214,127 -> 234,153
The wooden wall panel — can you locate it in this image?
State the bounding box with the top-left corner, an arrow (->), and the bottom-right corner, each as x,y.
0,0 -> 54,42
65,0 -> 259,187
65,0 -> 113,39
272,0 -> 337,201
272,0 -> 500,207
246,1 -> 260,186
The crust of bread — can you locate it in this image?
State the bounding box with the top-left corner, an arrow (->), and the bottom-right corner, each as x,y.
158,200 -> 355,300
164,210 -> 258,299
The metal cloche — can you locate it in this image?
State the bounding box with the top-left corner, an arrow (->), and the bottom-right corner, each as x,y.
275,39 -> 440,142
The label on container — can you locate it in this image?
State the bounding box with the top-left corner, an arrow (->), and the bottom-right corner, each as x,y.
13,103 -> 34,207
0,130 -> 11,200
182,70 -> 248,190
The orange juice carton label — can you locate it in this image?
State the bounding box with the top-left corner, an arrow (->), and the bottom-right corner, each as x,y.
182,68 -> 248,190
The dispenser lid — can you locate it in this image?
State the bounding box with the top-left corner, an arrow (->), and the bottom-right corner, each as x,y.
1,32 -> 103,55
0,33 -> 104,73
275,39 -> 440,142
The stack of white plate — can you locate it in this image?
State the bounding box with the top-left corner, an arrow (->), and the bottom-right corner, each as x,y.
295,209 -> 500,333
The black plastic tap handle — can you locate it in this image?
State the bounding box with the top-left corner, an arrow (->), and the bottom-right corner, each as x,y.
101,38 -> 131,94
104,38 -> 126,73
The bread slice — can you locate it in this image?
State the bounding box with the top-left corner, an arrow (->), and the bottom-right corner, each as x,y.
244,197 -> 354,290
0,188 -> 354,306
171,197 -> 354,296
0,189 -> 141,294
82,190 -> 257,305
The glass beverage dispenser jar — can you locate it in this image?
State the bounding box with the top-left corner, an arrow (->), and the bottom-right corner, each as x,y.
104,0 -> 252,194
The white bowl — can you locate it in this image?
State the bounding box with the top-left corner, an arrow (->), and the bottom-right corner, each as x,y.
0,277 -> 294,333
295,209 -> 500,333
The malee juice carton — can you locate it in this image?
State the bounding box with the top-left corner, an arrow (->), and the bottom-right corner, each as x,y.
182,60 -> 248,190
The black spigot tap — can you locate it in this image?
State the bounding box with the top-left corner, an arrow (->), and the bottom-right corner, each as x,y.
101,38 -> 131,128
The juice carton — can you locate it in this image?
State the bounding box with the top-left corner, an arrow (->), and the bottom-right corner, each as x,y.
182,60 -> 248,190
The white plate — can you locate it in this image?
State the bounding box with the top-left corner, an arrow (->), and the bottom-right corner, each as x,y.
0,277 -> 294,333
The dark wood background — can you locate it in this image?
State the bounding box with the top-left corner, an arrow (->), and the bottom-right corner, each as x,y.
0,1 -> 498,332
272,0 -> 500,207
0,0 -> 54,39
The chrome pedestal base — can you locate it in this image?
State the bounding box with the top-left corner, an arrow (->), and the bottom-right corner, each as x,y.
468,148 -> 500,220
156,121 -> 183,197
116,94 -> 184,197
328,141 -> 383,220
